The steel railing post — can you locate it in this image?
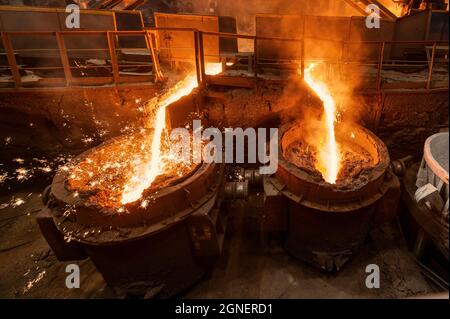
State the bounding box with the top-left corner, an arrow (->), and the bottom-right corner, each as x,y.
1,32 -> 22,88
56,32 -> 72,87
107,31 -> 120,85
426,42 -> 437,89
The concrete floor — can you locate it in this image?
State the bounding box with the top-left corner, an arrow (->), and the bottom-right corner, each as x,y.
0,185 -> 438,299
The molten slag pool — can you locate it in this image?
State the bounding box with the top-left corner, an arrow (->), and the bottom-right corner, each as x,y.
65,131 -> 199,211
281,122 -> 384,189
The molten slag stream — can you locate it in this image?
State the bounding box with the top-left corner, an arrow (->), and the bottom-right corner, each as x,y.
121,64 -> 222,204
303,63 -> 341,184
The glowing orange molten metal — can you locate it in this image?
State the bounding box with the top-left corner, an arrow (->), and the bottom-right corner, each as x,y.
303,63 -> 341,184
121,63 -> 223,204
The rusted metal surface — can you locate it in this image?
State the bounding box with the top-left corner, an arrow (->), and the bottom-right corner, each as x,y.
49,137 -> 223,238
264,122 -> 400,272
36,207 -> 88,262
38,133 -> 227,297
255,14 -> 396,61
285,201 -> 376,271
154,13 -> 219,63
276,123 -> 390,211
78,220 -> 216,297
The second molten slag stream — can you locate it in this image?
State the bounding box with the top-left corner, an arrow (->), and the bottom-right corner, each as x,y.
121,64 -> 222,204
303,63 -> 341,184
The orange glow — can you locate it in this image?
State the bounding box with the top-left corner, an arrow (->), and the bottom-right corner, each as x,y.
205,62 -> 224,75
303,63 -> 341,184
121,63 -> 222,204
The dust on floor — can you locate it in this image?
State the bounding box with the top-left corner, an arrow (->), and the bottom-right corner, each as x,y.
0,187 -> 437,299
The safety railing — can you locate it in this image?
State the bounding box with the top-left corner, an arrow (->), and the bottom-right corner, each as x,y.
1,27 -> 448,91
196,30 -> 448,91
0,30 -> 163,89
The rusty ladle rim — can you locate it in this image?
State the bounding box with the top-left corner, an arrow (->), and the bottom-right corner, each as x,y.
274,122 -> 391,212
49,133 -> 223,245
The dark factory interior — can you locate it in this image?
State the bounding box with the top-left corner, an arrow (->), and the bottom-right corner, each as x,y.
0,0 -> 448,301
